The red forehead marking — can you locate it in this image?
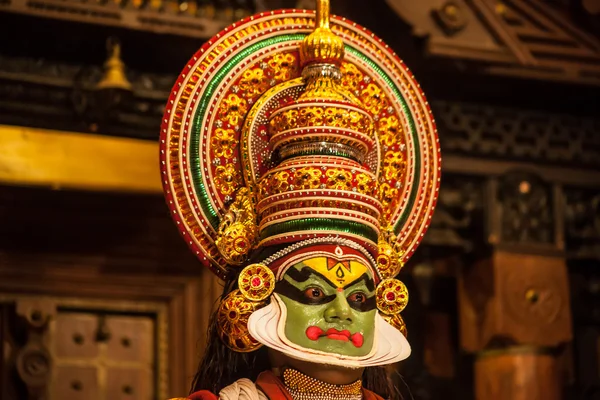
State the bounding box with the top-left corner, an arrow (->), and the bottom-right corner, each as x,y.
337,287 -> 343,293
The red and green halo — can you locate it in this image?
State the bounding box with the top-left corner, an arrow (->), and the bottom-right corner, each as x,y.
160,10 -> 441,279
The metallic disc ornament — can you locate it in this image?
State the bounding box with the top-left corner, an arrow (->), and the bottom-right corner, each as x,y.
376,278 -> 409,315
238,264 -> 275,302
217,289 -> 264,352
159,8 -> 441,279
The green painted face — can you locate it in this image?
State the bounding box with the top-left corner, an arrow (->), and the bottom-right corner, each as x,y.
275,256 -> 377,357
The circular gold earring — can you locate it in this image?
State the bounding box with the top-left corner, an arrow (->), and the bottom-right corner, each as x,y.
238,264 -> 275,301
217,264 -> 275,352
376,278 -> 409,315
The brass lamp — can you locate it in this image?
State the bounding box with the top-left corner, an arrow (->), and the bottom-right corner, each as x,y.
96,37 -> 132,92
94,37 -> 133,115
70,36 -> 134,132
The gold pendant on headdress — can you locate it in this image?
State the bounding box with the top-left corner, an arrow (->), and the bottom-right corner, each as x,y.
215,188 -> 259,266
376,225 -> 404,279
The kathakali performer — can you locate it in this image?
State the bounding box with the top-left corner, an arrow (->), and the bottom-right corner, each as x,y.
160,0 -> 441,399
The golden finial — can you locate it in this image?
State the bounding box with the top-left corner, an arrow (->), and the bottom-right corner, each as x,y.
299,0 -> 345,67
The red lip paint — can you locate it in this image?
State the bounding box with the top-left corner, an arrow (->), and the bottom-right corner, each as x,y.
305,326 -> 364,347
306,326 -> 324,341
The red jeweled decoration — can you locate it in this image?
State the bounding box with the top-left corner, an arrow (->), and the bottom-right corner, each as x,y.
376,278 -> 409,315
238,264 -> 276,302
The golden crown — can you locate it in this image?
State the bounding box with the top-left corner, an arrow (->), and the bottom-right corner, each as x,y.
160,0 -> 441,281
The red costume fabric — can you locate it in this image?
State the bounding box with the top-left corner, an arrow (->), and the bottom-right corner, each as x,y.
186,371 -> 385,400
188,391 -> 218,400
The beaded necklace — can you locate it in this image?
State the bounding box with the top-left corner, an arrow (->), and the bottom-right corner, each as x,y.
281,368 -> 363,400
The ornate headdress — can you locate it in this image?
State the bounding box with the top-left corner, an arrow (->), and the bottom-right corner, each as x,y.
160,0 -> 440,366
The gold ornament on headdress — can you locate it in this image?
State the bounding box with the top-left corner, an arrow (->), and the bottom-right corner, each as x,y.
376,226 -> 405,279
215,188 -> 259,266
299,0 -> 344,67
297,0 -> 360,105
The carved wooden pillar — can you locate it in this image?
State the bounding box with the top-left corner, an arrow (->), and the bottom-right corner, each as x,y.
459,171 -> 572,400
14,299 -> 57,400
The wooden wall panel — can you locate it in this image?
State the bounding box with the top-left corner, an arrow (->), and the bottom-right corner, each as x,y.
475,349 -> 561,400
0,185 -> 221,398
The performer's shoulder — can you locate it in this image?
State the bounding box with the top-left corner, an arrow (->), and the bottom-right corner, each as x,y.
363,388 -> 386,400
178,378 -> 267,400
168,390 -> 218,400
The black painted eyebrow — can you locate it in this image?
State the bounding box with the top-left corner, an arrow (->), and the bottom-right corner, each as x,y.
285,266 -> 338,289
343,272 -> 376,292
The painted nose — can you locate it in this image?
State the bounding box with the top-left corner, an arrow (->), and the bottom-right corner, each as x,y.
324,291 -> 352,325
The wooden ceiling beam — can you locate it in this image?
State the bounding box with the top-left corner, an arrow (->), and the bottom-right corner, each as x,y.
0,125 -> 162,193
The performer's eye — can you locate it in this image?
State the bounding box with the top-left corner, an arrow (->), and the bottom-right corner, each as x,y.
304,287 -> 324,299
347,292 -> 367,304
